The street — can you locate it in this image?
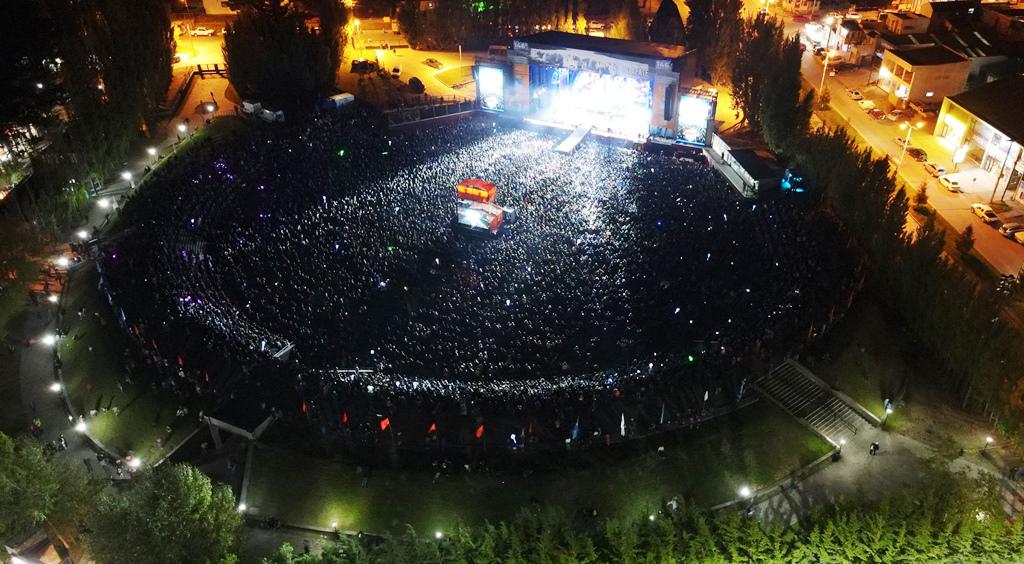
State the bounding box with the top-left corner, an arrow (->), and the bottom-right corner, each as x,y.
800,49 -> 1024,275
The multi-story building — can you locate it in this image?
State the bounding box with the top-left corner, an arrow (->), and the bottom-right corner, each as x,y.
874,29 -> 1007,82
878,45 -> 971,107
935,76 -> 1024,201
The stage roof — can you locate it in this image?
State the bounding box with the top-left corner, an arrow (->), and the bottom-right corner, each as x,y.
517,31 -> 687,61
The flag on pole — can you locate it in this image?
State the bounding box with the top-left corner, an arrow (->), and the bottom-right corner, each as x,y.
300,401 -> 308,414
341,411 -> 348,425
475,424 -> 485,439
380,417 -> 391,431
427,422 -> 437,434
660,402 -> 666,425
620,413 -> 626,437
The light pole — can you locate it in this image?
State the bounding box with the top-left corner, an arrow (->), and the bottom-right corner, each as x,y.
823,16 -> 837,50
818,49 -> 836,98
952,144 -> 969,172
984,436 -> 994,451
896,121 -> 925,172
121,171 -> 134,189
147,146 -> 158,163
176,122 -> 187,142
882,406 -> 893,427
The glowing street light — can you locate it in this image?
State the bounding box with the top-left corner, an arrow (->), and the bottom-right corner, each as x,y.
47,294 -> 58,303
40,334 -> 56,346
121,170 -> 135,188
896,121 -> 926,171
55,256 -> 70,268
237,503 -> 247,512
206,103 -> 215,113
49,382 -> 62,393
434,531 -> 443,540
76,229 -> 89,240
818,49 -> 837,100
128,457 -> 142,469
147,146 -> 158,164
984,436 -> 994,451
98,197 -> 110,209
739,485 -> 752,498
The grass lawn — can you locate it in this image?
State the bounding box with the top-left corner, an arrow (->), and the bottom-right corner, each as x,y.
245,401 -> 830,535
59,265 -> 194,464
809,298 -> 998,458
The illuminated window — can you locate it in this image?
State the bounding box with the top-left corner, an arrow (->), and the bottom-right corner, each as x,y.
926,91 -> 934,97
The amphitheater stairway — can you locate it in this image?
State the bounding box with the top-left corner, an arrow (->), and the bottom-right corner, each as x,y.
754,359 -> 877,447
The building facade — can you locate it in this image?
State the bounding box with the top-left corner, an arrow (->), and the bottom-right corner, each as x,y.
878,45 -> 970,107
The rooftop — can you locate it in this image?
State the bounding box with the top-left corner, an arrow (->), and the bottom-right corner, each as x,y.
728,148 -> 783,180
926,0 -> 979,12
516,31 -> 688,60
879,29 -> 1004,57
948,76 -> 1024,144
890,44 -> 969,65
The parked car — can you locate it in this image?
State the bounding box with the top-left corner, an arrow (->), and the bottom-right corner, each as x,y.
938,176 -> 960,192
858,99 -> 876,110
1015,231 -> 1024,245
846,89 -> 863,100
190,26 -> 215,36
391,67 -> 401,79
971,203 -> 1000,224
867,108 -> 886,120
906,148 -> 928,161
885,109 -> 905,121
923,162 -> 946,176
833,62 -> 856,73
423,58 -> 443,69
999,222 -> 1024,237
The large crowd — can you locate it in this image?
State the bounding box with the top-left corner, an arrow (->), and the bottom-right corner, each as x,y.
103,112 -> 857,453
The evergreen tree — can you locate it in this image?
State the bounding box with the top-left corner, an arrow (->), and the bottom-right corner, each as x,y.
730,13 -> 782,130
760,36 -> 811,153
649,0 -> 686,44
956,225 -> 975,255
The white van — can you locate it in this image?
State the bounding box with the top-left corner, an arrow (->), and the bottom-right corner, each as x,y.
326,93 -> 355,108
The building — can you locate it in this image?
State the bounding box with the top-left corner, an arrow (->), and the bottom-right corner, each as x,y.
875,29 -> 1007,82
477,31 -> 716,145
878,45 -> 970,106
917,0 -> 980,30
882,11 -> 932,34
980,4 -> 1024,40
935,76 -> 1024,200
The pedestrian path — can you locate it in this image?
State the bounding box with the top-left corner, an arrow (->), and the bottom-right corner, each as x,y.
755,359 -> 875,446
554,125 -> 591,153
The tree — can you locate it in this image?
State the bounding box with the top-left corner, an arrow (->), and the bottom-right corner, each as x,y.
85,464 -> 242,564
0,432 -> 97,541
760,36 -> 811,153
224,4 -> 337,113
608,0 -> 647,40
649,0 -> 686,44
955,225 -> 975,256
913,182 -> 929,209
730,13 -> 782,131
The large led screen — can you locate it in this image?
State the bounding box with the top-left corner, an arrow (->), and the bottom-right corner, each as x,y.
676,95 -> 713,146
478,66 -> 505,112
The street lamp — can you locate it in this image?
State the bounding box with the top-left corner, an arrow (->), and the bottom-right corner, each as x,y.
237,503 -> 247,512
882,406 -> 893,427
896,121 -> 925,171
121,170 -> 135,189
74,420 -> 87,433
177,122 -> 187,141
984,436 -> 994,450
49,382 -> 62,393
206,103 -> 215,113
818,49 -> 837,99
952,144 -> 969,172
823,16 -> 837,50
76,229 -> 89,240
434,531 -> 443,540
838,438 -> 846,453
147,146 -> 157,163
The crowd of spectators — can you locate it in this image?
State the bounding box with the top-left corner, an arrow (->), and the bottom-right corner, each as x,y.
102,112 -> 857,454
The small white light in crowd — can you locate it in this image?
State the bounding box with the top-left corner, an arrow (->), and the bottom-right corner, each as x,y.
76,229 -> 89,240
237,503 -> 247,512
121,171 -> 132,181
128,457 -> 141,469
56,256 -> 70,268
49,382 -> 62,392
434,531 -> 443,540
41,334 -> 56,346
986,436 -> 994,444
206,103 -> 215,113
739,486 -> 752,498
147,147 -> 157,156
98,198 -> 110,209
74,420 -> 87,433
47,294 -> 58,303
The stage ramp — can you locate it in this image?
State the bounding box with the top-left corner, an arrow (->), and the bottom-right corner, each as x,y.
554,125 -> 592,154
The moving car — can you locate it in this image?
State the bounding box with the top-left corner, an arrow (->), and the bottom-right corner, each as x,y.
923,162 -> 945,176
971,203 -> 1000,224
906,148 -> 928,162
858,99 -> 875,110
423,58 -> 443,69
885,109 -> 905,121
938,176 -> 960,192
846,89 -> 863,100
1015,231 -> 1024,245
190,26 -> 215,36
999,222 -> 1024,237
867,108 -> 886,120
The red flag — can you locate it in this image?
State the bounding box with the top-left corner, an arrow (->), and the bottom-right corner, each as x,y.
427,422 -> 437,434
341,411 -> 349,425
176,355 -> 184,367
300,401 -> 308,414
475,424 -> 485,439
380,417 -> 391,431
203,371 -> 209,382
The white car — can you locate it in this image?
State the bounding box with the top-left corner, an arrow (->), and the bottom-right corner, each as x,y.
938,176 -> 960,192
923,162 -> 946,177
971,203 -> 999,224
857,99 -> 875,110
1015,231 -> 1024,245
846,89 -> 863,100
391,67 -> 401,79
190,27 -> 215,37
999,222 -> 1024,237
